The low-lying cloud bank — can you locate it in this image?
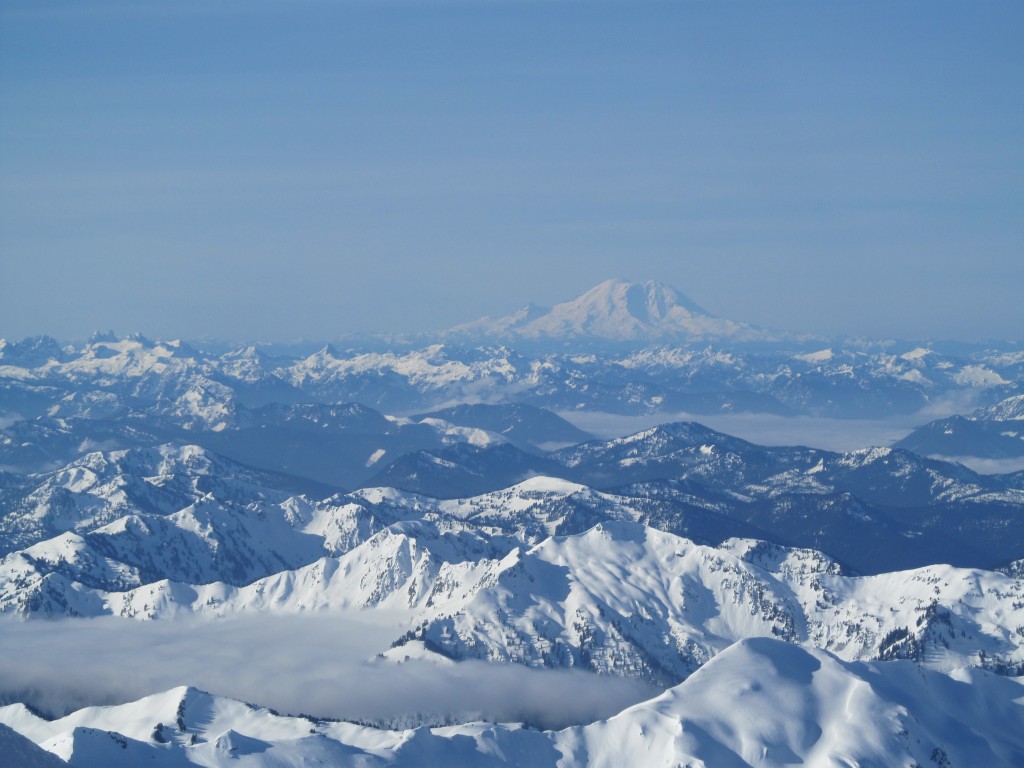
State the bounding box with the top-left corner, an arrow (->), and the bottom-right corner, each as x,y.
562,409 -> 928,453
929,455 -> 1024,475
0,615 -> 660,730
560,402 -> 1024,475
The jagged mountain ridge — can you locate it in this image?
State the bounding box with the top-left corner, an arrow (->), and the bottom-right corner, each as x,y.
0,474 -> 650,616
365,422 -> 1024,572
0,443 -> 335,556
6,425 -> 1024,579
0,398 -> 583,489
5,475 -> 1024,688
2,330 -> 1020,428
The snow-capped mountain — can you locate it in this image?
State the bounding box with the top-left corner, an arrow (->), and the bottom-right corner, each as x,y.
449,279 -> 766,343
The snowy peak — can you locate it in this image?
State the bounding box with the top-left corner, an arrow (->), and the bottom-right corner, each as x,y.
541,278 -> 711,335
449,279 -> 766,344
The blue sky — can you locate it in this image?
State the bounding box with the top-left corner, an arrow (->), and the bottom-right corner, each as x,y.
1,1 -> 1021,342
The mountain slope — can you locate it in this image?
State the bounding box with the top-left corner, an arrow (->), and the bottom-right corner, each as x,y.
569,638 -> 1024,768
896,393 -> 1024,459
414,402 -> 592,452
0,723 -> 69,767
363,422 -> 1024,572
365,442 -> 565,499
12,518 -> 1024,686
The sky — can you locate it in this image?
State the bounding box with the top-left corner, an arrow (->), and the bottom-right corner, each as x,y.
1,1 -> 1022,343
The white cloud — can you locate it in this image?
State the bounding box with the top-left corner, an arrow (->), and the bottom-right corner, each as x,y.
0,615 -> 658,730
929,455 -> 1024,476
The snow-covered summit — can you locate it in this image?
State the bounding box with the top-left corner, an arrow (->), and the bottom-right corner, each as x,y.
450,279 -> 766,343
4,655 -> 1024,768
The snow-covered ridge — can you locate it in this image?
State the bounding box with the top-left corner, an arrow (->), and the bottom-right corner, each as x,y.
974,393 -> 1024,421
6,503 -> 1024,691
2,640 -> 1022,767
5,421 -> 1024,588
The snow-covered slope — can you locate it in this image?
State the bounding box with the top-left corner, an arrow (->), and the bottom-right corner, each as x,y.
0,478 -> 637,617
0,443 -> 323,555
976,393 -> 1024,421
10,517 -> 1024,687
566,638 -> 1024,768
0,723 -> 69,767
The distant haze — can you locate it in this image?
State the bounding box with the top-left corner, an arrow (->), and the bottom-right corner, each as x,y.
1,2 -> 1022,342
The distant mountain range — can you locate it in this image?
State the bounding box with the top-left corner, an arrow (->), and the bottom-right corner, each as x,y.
1,328 -> 1020,426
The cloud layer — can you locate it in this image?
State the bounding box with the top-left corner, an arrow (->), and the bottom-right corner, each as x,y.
0,615 -> 659,730
561,401 -> 974,454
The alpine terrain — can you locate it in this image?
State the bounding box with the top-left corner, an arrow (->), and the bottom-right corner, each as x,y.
2,282 -> 1023,766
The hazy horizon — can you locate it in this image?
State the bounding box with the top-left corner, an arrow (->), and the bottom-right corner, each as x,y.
3,274 -> 1022,347
2,1 -> 1022,342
